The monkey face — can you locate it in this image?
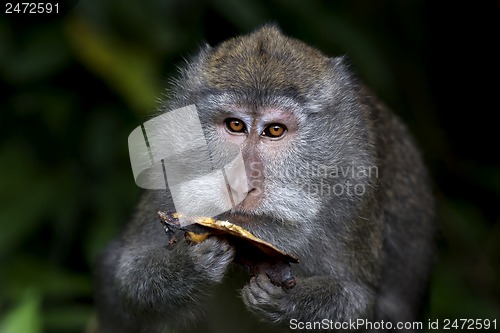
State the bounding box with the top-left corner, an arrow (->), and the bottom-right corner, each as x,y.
191,95 -> 323,228
217,106 -> 298,209
159,26 -> 378,248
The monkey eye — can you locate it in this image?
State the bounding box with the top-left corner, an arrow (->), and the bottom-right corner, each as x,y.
225,118 -> 247,133
262,123 -> 287,138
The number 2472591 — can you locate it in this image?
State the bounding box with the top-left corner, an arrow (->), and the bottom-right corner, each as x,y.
5,3 -> 59,14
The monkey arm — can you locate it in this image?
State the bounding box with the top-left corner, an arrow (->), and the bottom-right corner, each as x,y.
95,237 -> 235,332
242,274 -> 376,326
94,206 -> 235,333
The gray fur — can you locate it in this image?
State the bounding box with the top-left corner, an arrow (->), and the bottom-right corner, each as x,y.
94,25 -> 435,332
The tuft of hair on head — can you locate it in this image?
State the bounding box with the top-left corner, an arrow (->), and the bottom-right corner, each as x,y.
202,25 -> 331,99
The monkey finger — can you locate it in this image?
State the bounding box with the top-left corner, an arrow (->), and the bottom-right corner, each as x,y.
246,277 -> 269,303
246,276 -> 282,303
243,278 -> 287,319
241,282 -> 259,306
254,274 -> 284,297
191,237 -> 234,257
188,238 -> 235,283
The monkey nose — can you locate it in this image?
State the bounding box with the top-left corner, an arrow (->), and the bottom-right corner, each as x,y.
225,171 -> 262,209
228,184 -> 253,199
234,187 -> 262,210
246,188 -> 259,196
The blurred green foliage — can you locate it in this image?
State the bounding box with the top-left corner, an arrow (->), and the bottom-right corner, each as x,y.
1,0 -> 499,332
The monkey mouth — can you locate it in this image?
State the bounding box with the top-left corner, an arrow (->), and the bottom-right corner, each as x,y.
221,211 -> 258,225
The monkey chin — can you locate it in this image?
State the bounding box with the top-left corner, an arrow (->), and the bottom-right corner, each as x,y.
222,203 -> 283,229
222,211 -> 259,225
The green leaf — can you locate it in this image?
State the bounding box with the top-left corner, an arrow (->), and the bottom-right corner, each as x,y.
0,290 -> 42,333
0,256 -> 92,300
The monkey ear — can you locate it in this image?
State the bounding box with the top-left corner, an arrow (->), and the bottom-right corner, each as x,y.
199,43 -> 212,54
329,55 -> 354,81
330,56 -> 348,68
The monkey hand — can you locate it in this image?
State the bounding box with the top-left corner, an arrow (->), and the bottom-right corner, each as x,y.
187,237 -> 235,283
241,274 -> 289,322
105,235 -> 234,331
242,274 -> 376,326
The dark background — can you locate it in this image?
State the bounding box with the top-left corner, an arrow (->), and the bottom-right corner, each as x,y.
1,0 -> 499,332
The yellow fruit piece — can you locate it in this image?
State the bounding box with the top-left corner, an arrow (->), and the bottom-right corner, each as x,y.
185,232 -> 210,243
